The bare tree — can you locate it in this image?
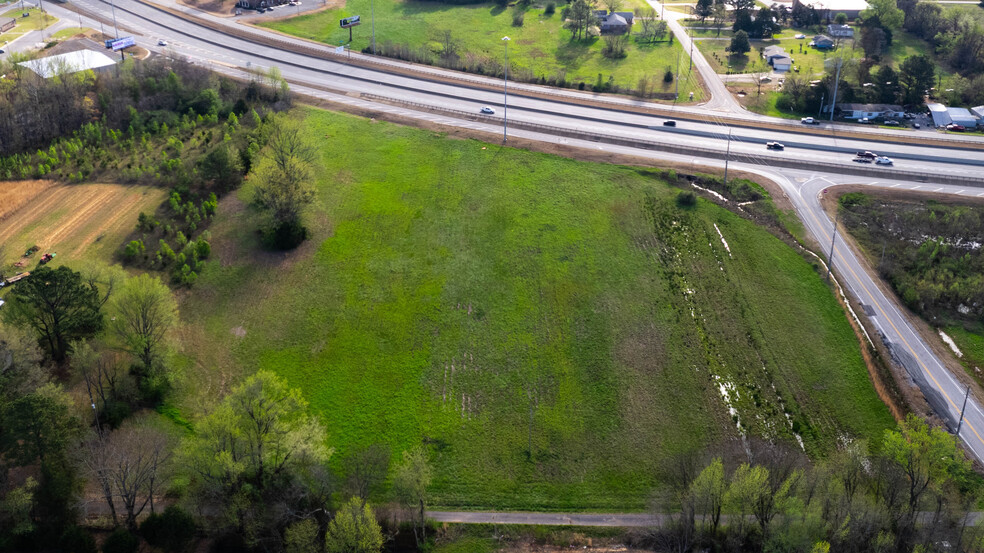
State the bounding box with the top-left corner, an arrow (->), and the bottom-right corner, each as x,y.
344,443 -> 391,502
603,0 -> 622,12
438,30 -> 461,63
81,423 -> 172,530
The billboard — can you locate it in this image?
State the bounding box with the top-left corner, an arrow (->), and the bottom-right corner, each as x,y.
339,15 -> 361,28
111,36 -> 136,51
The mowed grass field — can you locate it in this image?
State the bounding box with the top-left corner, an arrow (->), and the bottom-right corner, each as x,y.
172,106 -> 894,510
259,0 -> 703,99
0,184 -> 167,265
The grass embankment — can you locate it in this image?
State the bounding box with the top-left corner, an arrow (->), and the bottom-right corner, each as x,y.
259,0 -> 703,99
0,8 -> 56,42
837,192 -> 984,386
172,106 -> 893,510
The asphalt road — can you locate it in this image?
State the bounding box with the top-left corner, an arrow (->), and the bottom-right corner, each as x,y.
29,0 -> 984,462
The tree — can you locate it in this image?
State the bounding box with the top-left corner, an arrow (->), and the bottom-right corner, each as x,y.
711,2 -> 728,36
109,274 -> 178,376
438,30 -> 460,62
639,9 -> 668,42
199,145 -> 243,193
860,25 -> 887,58
284,519 -> 320,553
834,11 -> 848,24
324,497 -> 384,553
899,54 -> 935,105
565,0 -> 597,40
179,371 -> 330,539
253,118 -> 317,249
752,6 -> 782,37
80,423 -> 172,531
693,0 -> 714,22
393,447 -> 432,548
861,0 -> 903,30
344,443 -> 391,502
728,30 -> 751,55
602,34 -> 629,58
603,0 -> 622,12
689,458 -> 726,534
2,265 -> 103,362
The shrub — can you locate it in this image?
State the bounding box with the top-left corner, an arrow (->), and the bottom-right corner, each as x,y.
663,68 -> 674,83
544,1 -> 555,14
512,10 -> 525,25
839,191 -> 869,208
123,240 -> 146,263
265,220 -> 309,250
60,526 -> 97,553
677,190 -> 697,207
102,529 -> 140,553
141,506 -> 198,552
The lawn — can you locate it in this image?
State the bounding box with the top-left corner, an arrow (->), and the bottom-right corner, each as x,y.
0,8 -> 57,42
171,106 -> 894,510
945,326 -> 984,388
259,0 -> 703,99
49,26 -> 95,40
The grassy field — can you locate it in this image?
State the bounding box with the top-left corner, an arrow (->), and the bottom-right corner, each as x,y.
0,8 -> 57,42
0,184 -> 167,267
945,326 -> 984,387
169,106 -> 893,510
259,0 -> 703,98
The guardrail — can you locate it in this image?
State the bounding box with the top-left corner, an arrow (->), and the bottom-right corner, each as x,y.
359,93 -> 984,187
126,0 -> 984,152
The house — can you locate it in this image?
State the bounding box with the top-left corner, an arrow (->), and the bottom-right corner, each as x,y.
614,11 -> 635,25
236,0 -> 287,9
763,45 -> 787,63
811,34 -> 835,49
837,103 -> 903,120
18,49 -> 117,79
598,12 -> 629,34
771,55 -> 793,71
792,0 -> 869,20
827,24 -> 853,37
0,17 -> 15,33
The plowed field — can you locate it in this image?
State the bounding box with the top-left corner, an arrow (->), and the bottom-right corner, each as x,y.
0,183 -> 167,264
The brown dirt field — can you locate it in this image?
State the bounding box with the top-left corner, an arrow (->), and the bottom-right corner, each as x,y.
0,183 -> 167,265
0,180 -> 57,220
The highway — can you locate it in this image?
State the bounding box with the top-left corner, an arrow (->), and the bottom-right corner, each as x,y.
30,0 -> 984,462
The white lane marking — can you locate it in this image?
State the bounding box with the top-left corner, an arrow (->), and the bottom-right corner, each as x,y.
955,190 -> 965,194
912,185 -> 922,190
934,187 -> 944,192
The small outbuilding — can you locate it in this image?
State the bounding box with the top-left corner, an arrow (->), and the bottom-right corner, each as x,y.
827,24 -> 853,37
0,17 -> 15,33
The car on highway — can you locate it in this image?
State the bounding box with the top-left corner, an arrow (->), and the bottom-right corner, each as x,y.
946,124 -> 966,131
766,141 -> 785,150
158,39 -> 168,46
662,120 -> 676,127
875,156 -> 894,165
480,106 -> 495,114
855,150 -> 877,159
800,117 -> 819,124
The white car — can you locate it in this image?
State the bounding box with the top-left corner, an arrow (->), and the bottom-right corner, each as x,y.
480,106 -> 495,114
795,33 -> 806,39
875,156 -> 894,165
158,39 -> 168,46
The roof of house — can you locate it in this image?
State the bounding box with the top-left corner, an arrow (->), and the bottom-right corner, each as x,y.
599,12 -> 628,26
19,49 -> 117,79
796,0 -> 869,11
772,55 -> 793,65
971,106 -> 984,117
827,24 -> 853,32
838,103 -> 902,112
926,103 -> 952,126
614,11 -> 634,22
813,34 -> 835,45
947,107 -> 978,124
763,45 -> 786,56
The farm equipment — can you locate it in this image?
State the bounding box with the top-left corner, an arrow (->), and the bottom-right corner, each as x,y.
4,271 -> 30,285
24,245 -> 39,257
39,252 -> 56,264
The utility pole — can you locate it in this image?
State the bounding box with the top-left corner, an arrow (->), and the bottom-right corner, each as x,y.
109,0 -> 120,38
674,49 -> 680,100
817,92 -> 825,118
829,57 -> 842,121
722,128 -> 732,185
502,36 -> 510,142
825,207 -> 839,281
957,385 -> 971,436
371,0 -> 376,54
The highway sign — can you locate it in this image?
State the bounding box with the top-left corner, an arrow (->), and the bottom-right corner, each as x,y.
339,15 -> 361,28
111,36 -> 135,51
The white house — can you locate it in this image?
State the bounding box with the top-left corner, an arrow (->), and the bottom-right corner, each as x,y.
771,55 -> 793,71
827,24 -> 854,37
762,45 -> 792,71
837,103 -> 903,120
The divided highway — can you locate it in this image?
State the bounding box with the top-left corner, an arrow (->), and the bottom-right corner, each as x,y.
45,0 -> 984,461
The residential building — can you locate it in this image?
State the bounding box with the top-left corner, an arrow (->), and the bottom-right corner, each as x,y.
763,45 -> 793,71
811,34 -> 835,48
792,0 -> 869,20
771,55 -> 793,71
836,103 -> 903,120
598,12 -> 629,34
827,24 -> 853,37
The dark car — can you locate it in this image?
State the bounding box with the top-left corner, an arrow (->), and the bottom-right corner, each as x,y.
766,141 -> 785,150
855,150 -> 877,159
663,120 -> 676,127
852,157 -> 873,163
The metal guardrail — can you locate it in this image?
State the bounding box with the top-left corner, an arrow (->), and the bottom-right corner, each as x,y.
127,0 -> 984,152
360,93 -> 984,187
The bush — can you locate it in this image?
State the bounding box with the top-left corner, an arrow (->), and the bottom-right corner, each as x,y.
839,191 -> 869,208
663,68 -> 674,83
142,506 -> 198,552
122,240 -> 146,263
677,190 -> 697,207
512,10 -> 525,25
544,1 -> 555,13
100,400 -> 132,430
264,220 -> 309,250
60,526 -> 97,553
102,529 -> 140,553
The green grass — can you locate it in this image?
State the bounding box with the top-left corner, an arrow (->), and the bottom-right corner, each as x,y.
175,106 -> 893,510
0,8 -> 57,41
259,0 -> 703,98
50,26 -> 94,40
944,326 -> 984,387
